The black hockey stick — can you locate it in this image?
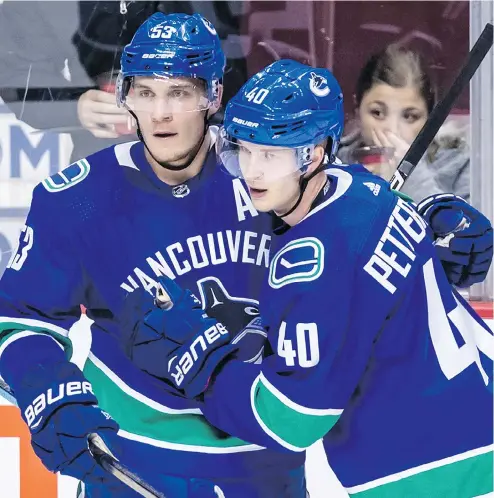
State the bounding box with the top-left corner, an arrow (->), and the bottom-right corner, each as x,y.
390,22 -> 494,192
88,434 -> 166,498
0,381 -> 166,498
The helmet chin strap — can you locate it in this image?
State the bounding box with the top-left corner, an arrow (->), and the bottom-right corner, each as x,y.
279,148 -> 332,219
127,108 -> 210,172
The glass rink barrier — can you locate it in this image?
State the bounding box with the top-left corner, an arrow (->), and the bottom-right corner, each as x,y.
0,1 -> 491,497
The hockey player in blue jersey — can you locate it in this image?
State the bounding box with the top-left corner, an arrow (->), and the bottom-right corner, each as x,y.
133,60 -> 494,498
0,13 -> 307,498
0,10 -> 492,497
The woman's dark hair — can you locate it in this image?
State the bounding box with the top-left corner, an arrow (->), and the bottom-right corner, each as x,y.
355,44 -> 436,113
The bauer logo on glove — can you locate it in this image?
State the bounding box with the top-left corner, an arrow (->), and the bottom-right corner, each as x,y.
25,380 -> 94,428
167,322 -> 229,387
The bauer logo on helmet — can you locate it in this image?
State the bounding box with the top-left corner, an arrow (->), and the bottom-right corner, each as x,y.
232,117 -> 259,128
142,52 -> 175,59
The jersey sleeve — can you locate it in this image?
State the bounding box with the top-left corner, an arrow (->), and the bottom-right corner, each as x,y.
0,183 -> 85,387
201,197 -> 425,452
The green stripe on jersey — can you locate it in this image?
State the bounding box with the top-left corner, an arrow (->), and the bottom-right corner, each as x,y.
0,324 -> 73,358
347,446 -> 493,498
253,375 -> 341,450
0,324 -> 258,451
83,357 -> 256,451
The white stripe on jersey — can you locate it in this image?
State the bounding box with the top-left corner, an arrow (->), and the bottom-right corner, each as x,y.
0,330 -> 64,359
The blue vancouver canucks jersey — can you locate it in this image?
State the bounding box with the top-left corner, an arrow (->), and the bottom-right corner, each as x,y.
200,167 -> 494,497
0,139 -> 304,484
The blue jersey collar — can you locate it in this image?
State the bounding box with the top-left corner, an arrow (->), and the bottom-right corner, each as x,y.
272,176 -> 337,235
128,141 -> 218,199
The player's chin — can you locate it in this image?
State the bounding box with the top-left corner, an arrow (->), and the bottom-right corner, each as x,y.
151,147 -> 190,166
250,195 -> 275,213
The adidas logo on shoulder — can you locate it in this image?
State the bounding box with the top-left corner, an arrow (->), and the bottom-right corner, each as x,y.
363,182 -> 381,196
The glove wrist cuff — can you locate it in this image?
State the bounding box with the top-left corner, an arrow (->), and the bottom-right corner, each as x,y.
15,363 -> 97,432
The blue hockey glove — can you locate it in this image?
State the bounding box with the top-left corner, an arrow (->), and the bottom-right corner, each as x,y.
121,277 -> 266,398
13,361 -> 120,483
119,281 -> 218,387
418,194 -> 493,287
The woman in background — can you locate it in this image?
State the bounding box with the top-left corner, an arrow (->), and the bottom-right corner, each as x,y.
338,44 -> 470,201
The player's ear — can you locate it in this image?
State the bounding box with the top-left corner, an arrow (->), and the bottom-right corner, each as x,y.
306,144 -> 326,175
207,83 -> 224,119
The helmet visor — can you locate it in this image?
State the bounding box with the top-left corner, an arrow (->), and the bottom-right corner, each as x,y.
118,74 -> 214,114
216,128 -> 315,183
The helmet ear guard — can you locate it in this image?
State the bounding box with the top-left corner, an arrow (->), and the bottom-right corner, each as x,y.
209,78 -> 221,103
297,145 -> 315,172
202,77 -> 222,112
116,72 -> 131,108
323,136 -> 338,164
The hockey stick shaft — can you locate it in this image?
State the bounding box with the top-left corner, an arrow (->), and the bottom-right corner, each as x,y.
88,434 -> 166,498
0,378 -> 16,404
0,383 -> 165,498
390,22 -> 493,191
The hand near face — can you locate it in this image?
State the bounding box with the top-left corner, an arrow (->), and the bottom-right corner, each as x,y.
372,128 -> 411,169
77,89 -> 133,138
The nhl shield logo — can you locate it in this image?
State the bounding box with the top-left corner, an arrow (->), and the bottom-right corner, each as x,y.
172,184 -> 190,198
309,72 -> 330,97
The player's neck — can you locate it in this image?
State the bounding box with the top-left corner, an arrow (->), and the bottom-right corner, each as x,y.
145,134 -> 211,186
279,171 -> 328,227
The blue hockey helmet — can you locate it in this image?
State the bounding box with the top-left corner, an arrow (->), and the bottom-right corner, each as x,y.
217,59 -> 344,179
117,12 -> 226,107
